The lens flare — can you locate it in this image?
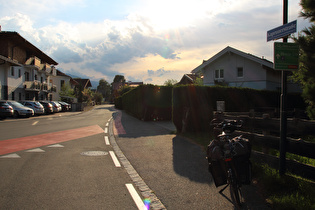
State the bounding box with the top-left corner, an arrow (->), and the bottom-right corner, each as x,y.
143,198 -> 151,210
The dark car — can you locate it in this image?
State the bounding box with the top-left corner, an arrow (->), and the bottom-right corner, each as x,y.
58,101 -> 71,112
39,101 -> 54,114
0,100 -> 14,119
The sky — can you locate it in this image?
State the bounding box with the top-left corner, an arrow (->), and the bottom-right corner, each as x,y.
0,0 -> 312,87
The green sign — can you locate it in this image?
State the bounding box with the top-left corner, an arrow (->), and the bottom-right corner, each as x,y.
274,42 -> 299,70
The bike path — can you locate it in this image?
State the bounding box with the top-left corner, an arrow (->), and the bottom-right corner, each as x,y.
113,110 -> 270,209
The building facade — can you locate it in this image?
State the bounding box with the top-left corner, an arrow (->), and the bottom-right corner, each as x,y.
0,31 -> 58,101
192,46 -> 301,92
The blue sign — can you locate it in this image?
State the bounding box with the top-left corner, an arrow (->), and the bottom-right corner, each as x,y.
267,20 -> 297,42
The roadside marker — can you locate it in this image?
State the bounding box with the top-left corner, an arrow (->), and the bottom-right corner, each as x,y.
125,183 -> 145,210
109,151 -> 121,167
0,153 -> 21,158
47,144 -> 64,148
26,148 -> 45,153
104,136 -> 110,145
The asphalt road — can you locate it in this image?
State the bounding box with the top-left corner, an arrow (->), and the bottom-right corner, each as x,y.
0,105 -> 141,209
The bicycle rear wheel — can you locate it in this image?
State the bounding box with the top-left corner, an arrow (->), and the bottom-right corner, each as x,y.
230,178 -> 242,208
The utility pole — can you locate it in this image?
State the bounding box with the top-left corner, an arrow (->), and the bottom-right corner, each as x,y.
279,0 -> 288,176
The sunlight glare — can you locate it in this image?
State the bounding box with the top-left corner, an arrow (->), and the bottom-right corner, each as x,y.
140,0 -> 223,30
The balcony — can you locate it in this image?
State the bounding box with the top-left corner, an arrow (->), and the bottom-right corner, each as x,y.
23,81 -> 41,91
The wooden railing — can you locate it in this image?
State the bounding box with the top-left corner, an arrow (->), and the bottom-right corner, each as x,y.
221,113 -> 315,180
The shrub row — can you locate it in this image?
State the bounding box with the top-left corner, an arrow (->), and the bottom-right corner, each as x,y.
117,85 -> 172,121
115,85 -> 306,132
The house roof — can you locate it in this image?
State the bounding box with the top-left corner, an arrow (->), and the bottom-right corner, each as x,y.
73,78 -> 92,89
0,31 -> 58,65
191,46 -> 273,73
178,74 -> 198,84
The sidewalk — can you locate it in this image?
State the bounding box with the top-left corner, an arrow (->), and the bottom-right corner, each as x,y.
113,110 -> 270,210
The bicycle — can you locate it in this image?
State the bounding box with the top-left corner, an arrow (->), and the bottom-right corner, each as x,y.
207,119 -> 251,208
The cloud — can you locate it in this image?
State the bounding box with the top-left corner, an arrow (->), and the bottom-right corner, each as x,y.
147,68 -> 172,77
0,0 -> 311,87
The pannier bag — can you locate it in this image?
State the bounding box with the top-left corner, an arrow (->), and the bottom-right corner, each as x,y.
208,160 -> 227,187
233,156 -> 252,185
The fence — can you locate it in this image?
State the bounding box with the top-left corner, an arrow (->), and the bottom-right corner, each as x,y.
222,112 -> 315,180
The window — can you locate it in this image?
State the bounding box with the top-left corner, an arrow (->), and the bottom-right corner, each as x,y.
60,80 -> 65,89
215,69 -> 224,79
18,69 -> 21,77
237,67 -> 243,78
25,72 -> 30,81
11,67 -> 14,76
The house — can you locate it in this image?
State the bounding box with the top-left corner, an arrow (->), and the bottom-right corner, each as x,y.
178,74 -> 199,85
50,70 -> 79,101
191,46 -> 300,92
72,78 -> 92,89
0,31 -> 58,101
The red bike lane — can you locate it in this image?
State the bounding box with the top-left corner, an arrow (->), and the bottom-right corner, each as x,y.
0,125 -> 104,156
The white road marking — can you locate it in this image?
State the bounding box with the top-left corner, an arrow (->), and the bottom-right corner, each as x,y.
109,151 -> 121,167
0,153 -> 21,158
32,121 -> 39,125
104,127 -> 108,133
106,122 -> 109,126
104,136 -> 110,145
125,183 -> 145,210
26,148 -> 45,152
47,144 -> 64,148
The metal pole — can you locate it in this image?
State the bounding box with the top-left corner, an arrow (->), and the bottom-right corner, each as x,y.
279,0 -> 288,176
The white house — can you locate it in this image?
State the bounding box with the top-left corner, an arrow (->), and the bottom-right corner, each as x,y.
191,46 -> 300,92
0,31 -> 58,101
50,70 -> 78,101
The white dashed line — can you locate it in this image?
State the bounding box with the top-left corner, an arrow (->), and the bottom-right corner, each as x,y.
32,121 -> 39,125
125,183 -> 145,210
104,127 -> 108,133
104,136 -> 110,145
109,151 -> 121,167
106,122 -> 109,126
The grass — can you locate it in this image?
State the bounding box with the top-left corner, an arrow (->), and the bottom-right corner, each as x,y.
253,163 -> 315,210
179,131 -> 315,210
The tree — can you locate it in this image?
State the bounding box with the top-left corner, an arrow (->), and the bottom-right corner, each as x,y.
113,75 -> 126,83
111,75 -> 126,100
59,83 -> 75,100
164,79 -> 178,86
293,0 -> 315,119
97,79 -> 111,101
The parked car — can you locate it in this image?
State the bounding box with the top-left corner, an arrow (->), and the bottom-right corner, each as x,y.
20,101 -> 45,115
50,101 -> 62,113
39,101 -> 54,114
7,101 -> 34,118
58,101 -> 71,112
0,100 -> 14,119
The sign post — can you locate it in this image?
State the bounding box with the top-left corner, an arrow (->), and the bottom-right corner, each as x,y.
267,0 -> 298,176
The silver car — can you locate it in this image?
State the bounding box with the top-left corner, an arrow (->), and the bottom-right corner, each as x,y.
7,101 -> 34,118
20,101 -> 45,115
50,101 -> 62,113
